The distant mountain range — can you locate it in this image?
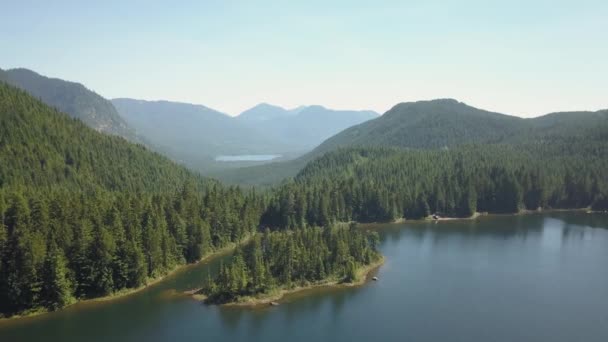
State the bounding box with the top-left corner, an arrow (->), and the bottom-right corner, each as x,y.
236,104 -> 379,150
0,68 -> 137,141
3,67 -> 605,185
111,98 -> 378,171
214,99 -> 608,185
0,67 -> 379,173
111,98 -> 286,171
237,103 -> 304,121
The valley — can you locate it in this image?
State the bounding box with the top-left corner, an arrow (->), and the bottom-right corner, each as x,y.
1,50 -> 606,342
2,2 -> 607,341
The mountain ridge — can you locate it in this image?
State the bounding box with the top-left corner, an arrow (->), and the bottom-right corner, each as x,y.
0,67 -> 137,141
214,99 -> 608,185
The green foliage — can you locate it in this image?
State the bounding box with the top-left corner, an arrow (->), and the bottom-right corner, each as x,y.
0,82 -> 265,316
40,240 -> 73,311
261,143 -> 608,228
0,68 -> 136,140
2,78 -> 607,316
203,225 -> 381,303
314,99 -> 608,155
217,99 -> 608,186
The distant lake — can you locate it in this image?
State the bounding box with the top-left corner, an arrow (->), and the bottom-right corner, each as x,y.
2,212 -> 608,342
215,154 -> 281,162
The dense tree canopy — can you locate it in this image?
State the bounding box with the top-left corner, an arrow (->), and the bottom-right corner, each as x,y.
0,68 -> 136,140
1,80 -> 606,314
203,224 -> 381,303
217,99 -> 608,186
261,143 -> 608,229
0,83 -> 264,316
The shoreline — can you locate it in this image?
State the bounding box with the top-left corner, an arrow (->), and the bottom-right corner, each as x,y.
4,208 -> 600,320
369,208 -> 598,227
192,256 -> 386,307
0,234 -> 254,322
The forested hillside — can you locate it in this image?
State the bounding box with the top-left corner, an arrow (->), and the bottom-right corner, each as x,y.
1,78 -> 606,314
313,99 -> 524,154
0,68 -> 137,140
0,83 -> 264,316
217,100 -> 608,185
260,144 -> 608,229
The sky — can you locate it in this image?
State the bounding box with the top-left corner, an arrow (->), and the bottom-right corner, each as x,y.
1,0 -> 607,117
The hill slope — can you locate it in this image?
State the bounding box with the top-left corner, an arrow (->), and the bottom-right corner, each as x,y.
313,99 -> 524,154
315,99 -> 608,153
0,68 -> 136,140
111,98 -> 294,171
260,142 -> 608,229
112,99 -> 378,173
216,99 -> 608,185
0,82 -> 262,316
0,83 -> 200,191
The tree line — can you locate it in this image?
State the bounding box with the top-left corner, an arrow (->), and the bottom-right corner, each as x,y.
261,143 -> 608,229
2,80 -> 607,314
0,83 -> 265,316
0,185 -> 263,315
202,224 -> 381,303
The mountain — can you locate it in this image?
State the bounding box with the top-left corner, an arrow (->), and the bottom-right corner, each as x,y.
111,98 -> 295,172
313,99 -> 524,154
0,67 -> 136,140
237,103 -> 299,121
236,104 -> 379,150
0,82 -> 203,191
112,99 -> 378,173
315,99 -> 608,154
215,99 -> 608,185
0,82 -> 261,316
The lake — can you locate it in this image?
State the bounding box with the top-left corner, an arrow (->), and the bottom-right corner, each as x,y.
215,154 -> 281,162
1,212 -> 607,342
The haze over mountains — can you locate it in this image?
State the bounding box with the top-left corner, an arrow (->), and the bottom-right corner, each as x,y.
0,68 -> 137,141
1,66 -> 605,186
0,67 -> 378,173
112,98 -> 378,171
215,99 -> 608,185
111,98 -> 285,171
235,103 -> 379,150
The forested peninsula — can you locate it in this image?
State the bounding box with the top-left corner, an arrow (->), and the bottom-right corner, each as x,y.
1,80 -> 607,314
198,224 -> 382,305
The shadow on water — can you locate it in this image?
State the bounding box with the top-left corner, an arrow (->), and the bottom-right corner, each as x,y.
368,212 -> 608,241
1,211 -> 608,342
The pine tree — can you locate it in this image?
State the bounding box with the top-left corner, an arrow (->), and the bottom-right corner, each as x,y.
40,240 -> 73,310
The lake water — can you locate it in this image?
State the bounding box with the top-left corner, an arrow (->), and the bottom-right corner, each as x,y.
215,154 -> 281,162
1,212 -> 608,342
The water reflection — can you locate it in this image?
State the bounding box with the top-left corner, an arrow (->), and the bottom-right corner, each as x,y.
1,212 -> 608,342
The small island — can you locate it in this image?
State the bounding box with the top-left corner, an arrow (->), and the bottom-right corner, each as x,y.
192,224 -> 383,306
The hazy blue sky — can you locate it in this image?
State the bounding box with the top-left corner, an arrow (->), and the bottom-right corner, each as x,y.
1,0 -> 607,116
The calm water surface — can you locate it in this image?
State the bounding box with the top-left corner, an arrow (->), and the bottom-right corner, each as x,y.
1,212 -> 607,342
215,154 -> 281,162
